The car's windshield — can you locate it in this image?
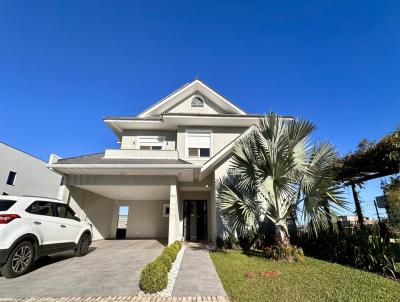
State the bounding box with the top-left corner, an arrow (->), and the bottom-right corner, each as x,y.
0,200 -> 16,211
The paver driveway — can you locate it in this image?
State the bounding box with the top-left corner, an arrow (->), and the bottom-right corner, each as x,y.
0,240 -> 165,298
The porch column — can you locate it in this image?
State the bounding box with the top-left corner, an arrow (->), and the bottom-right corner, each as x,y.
168,181 -> 179,245
210,174 -> 217,241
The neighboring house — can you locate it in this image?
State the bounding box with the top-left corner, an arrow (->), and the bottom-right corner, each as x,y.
48,79 -> 265,244
337,215 -> 375,228
0,142 -> 62,198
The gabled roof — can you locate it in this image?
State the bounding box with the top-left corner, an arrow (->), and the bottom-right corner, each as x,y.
138,79 -> 247,117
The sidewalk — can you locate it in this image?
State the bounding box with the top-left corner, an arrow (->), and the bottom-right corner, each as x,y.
172,243 -> 227,297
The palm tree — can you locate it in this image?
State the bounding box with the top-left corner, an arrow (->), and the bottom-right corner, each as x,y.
217,113 -> 345,246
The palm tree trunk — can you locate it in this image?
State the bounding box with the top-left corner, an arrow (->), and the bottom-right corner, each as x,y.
351,181 -> 365,231
323,202 -> 334,233
275,220 -> 290,245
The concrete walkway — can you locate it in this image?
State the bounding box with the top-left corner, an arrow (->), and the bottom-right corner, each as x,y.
172,243 -> 227,297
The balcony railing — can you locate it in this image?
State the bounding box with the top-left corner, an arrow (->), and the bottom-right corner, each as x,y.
104,149 -> 179,159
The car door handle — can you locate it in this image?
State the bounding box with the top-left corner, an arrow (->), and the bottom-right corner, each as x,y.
60,225 -> 66,228
33,221 -> 42,225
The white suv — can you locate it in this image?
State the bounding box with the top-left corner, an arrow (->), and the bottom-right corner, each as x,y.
0,196 -> 92,278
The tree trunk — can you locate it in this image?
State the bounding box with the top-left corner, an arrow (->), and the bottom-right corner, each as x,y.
275,220 -> 290,246
351,181 -> 365,231
323,202 -> 334,234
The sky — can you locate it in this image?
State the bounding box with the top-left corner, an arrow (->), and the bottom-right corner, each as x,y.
0,1 -> 399,218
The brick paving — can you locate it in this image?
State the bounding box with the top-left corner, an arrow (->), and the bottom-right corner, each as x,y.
0,296 -> 229,302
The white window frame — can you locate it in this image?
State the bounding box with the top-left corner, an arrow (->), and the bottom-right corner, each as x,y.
137,136 -> 166,150
185,129 -> 212,160
190,95 -> 205,109
163,204 -> 170,217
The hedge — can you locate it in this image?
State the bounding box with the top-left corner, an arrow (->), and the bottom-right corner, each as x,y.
139,240 -> 182,293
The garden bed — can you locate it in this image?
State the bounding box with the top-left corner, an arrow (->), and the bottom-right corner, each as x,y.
210,250 -> 400,302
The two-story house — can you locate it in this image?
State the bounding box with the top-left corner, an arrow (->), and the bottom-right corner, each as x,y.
48,80 -> 261,244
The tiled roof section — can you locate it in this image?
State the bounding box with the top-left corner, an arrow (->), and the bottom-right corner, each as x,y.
55,153 -> 192,165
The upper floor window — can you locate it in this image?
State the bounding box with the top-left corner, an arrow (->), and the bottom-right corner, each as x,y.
137,136 -> 165,150
186,130 -> 211,158
6,171 -> 17,186
190,96 -> 205,108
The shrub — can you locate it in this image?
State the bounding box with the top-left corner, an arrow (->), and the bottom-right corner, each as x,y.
139,240 -> 182,293
163,246 -> 178,262
298,230 -> 399,278
157,253 -> 172,271
264,244 -> 304,262
139,259 -> 168,293
216,236 -> 224,250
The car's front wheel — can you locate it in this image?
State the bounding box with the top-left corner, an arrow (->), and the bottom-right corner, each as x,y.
0,241 -> 34,278
75,233 -> 91,257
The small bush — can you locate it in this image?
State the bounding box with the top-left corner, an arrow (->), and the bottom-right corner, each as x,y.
139,259 -> 168,293
164,246 -> 178,262
139,240 -> 182,293
264,244 -> 304,262
157,253 -> 172,271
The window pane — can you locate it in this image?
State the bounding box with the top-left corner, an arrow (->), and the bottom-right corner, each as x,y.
56,205 -> 67,218
0,200 -> 16,211
139,146 -> 151,150
55,204 -> 75,219
199,148 -> 210,157
188,148 -> 198,157
6,171 -> 17,185
152,146 -> 162,150
35,201 -> 55,217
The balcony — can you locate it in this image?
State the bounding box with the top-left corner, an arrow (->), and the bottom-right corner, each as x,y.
104,149 -> 180,160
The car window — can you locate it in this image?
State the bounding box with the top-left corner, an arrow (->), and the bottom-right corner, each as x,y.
55,204 -> 76,219
0,200 -> 16,211
27,201 -> 56,217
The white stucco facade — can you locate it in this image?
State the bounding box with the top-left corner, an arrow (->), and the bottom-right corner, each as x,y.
48,80 -> 262,244
0,142 -> 61,198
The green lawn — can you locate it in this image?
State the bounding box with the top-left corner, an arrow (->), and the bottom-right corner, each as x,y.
210,250 -> 400,302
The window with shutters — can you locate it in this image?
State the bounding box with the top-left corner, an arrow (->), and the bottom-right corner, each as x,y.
137,136 -> 165,150
185,130 -> 212,158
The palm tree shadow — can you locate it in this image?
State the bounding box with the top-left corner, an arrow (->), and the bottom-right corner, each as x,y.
243,250 -> 265,259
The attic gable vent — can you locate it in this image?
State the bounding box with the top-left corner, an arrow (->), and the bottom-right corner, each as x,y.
190,96 -> 205,108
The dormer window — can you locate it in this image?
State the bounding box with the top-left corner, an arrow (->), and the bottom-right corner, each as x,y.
191,96 -> 205,108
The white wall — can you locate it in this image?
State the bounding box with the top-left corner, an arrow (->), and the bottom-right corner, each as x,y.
124,200 -> 169,239
176,126 -> 247,163
0,143 -> 61,198
61,186 -> 115,240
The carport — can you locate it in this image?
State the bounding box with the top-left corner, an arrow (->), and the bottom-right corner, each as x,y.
60,174 -> 182,244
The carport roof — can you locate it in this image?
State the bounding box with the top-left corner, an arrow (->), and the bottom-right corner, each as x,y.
55,152 -> 191,165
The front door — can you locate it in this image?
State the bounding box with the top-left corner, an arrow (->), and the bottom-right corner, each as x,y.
183,200 -> 207,241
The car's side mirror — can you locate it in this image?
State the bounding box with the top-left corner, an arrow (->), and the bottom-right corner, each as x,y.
73,215 -> 81,222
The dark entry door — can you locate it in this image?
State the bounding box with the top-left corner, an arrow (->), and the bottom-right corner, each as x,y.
183,200 -> 207,241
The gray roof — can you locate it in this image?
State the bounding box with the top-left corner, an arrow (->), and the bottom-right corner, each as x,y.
55,153 -> 192,165
103,113 -> 293,120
